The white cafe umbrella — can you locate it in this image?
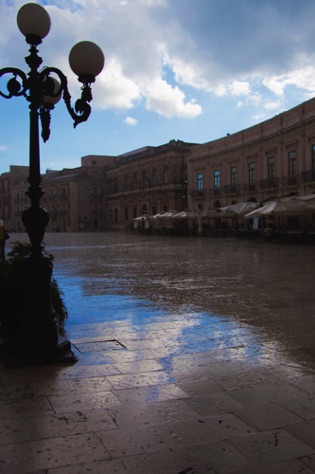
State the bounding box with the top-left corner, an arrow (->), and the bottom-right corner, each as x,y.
244,198 -> 312,219
173,210 -> 200,219
296,194 -> 315,210
220,201 -> 260,216
133,215 -> 149,222
155,210 -> 179,219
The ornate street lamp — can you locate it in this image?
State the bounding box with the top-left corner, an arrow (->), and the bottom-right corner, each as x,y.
0,3 -> 104,363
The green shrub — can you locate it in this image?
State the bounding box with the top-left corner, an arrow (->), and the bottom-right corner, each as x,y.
0,241 -> 68,337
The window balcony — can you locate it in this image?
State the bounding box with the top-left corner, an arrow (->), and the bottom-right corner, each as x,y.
301,169 -> 315,184
243,183 -> 257,193
223,184 -> 240,195
209,187 -> 222,197
259,177 -> 279,190
282,175 -> 299,187
190,189 -> 206,198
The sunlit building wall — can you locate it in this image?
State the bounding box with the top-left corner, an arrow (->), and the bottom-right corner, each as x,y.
187,97 -> 315,214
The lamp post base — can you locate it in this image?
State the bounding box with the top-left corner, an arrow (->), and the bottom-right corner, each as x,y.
0,336 -> 78,368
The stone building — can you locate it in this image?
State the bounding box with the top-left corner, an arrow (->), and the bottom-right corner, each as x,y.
105,140 -> 195,230
0,166 -> 28,231
2,98 -> 315,233
187,97 -> 315,217
0,157 -> 116,232
40,155 -> 116,232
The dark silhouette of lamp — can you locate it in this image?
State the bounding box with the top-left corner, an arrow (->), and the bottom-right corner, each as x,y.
0,3 -> 104,363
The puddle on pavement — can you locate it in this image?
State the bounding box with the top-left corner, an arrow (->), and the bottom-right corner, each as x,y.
7,232 -> 315,371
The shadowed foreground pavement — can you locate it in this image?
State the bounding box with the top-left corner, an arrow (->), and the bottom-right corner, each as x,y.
1,313 -> 315,473
1,233 -> 315,473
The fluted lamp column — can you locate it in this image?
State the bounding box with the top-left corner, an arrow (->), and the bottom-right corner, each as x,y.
0,3 -> 104,364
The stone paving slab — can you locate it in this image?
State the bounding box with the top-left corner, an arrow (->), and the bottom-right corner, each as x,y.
1,318 -> 315,473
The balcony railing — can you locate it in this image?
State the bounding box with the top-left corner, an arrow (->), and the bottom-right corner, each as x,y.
190,189 -> 206,198
243,183 -> 257,193
259,177 -> 279,190
301,169 -> 315,184
223,184 -> 240,195
282,175 -> 299,187
209,187 -> 222,197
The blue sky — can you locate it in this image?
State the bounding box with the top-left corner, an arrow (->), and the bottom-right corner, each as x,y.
1,0 -> 315,174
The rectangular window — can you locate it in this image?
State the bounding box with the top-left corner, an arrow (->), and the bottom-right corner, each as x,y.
142,171 -> 151,188
268,157 -> 275,178
249,162 -> 255,188
288,150 -> 296,185
214,170 -> 220,193
231,166 -> 237,190
163,166 -> 170,184
133,173 -> 138,189
114,178 -> 118,193
197,173 -> 203,191
152,168 -> 158,186
267,156 -> 276,187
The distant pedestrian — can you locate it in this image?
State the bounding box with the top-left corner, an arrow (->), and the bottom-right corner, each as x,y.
0,220 -> 9,262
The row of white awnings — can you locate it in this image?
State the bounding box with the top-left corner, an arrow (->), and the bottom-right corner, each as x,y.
244,195 -> 315,219
133,194 -> 315,222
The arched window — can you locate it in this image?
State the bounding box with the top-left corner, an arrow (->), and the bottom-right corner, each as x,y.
141,204 -> 148,215
152,167 -> 158,186
114,177 -> 119,193
142,170 -> 150,188
132,172 -> 138,190
124,174 -> 130,191
163,164 -> 170,184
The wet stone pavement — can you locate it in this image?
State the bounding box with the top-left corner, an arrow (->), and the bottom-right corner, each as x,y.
1,232 -> 315,473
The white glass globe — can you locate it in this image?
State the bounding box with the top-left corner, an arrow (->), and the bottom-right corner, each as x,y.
17,3 -> 51,40
69,41 -> 105,79
43,77 -> 62,106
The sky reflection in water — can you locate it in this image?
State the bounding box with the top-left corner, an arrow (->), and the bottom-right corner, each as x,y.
8,232 -> 315,371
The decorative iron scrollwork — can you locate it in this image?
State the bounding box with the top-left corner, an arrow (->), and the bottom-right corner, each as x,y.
0,68 -> 27,99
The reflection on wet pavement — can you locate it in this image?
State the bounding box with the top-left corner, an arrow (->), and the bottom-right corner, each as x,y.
8,231 -> 315,372
3,232 -> 315,472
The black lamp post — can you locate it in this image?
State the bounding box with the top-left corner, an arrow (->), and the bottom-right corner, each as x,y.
0,3 -> 104,363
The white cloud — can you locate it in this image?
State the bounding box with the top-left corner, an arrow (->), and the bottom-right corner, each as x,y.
93,58 -> 141,109
263,64 -> 315,97
2,0 -> 315,126
144,79 -> 202,118
264,100 -> 283,111
124,116 -> 138,126
228,81 -> 251,96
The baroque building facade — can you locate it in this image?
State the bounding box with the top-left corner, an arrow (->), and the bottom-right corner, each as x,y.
1,98 -> 315,232
104,140 -> 193,230
187,97 -> 315,217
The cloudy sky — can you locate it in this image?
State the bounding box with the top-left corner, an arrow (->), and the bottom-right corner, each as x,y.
1,0 -> 315,174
